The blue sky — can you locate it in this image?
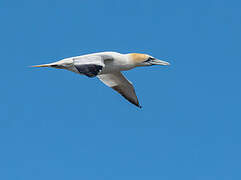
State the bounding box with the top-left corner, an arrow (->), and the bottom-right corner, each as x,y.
1,0 -> 241,179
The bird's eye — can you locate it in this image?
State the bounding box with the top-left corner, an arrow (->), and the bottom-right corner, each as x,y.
144,57 -> 155,62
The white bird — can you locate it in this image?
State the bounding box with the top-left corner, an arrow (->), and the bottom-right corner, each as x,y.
32,52 -> 170,108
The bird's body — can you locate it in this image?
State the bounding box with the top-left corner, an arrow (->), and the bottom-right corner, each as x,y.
79,52 -> 135,73
32,51 -> 170,108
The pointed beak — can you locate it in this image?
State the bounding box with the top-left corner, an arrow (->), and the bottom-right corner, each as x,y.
151,59 -> 170,66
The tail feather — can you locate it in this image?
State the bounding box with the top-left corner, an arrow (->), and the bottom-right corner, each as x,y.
31,64 -> 51,67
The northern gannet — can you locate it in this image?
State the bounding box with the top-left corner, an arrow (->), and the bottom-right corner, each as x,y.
32,52 -> 170,108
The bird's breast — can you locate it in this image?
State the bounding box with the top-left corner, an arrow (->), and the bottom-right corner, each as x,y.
100,61 -> 134,74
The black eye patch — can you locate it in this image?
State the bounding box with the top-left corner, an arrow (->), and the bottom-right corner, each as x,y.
144,57 -> 155,62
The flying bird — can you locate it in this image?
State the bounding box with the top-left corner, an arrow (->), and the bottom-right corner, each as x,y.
32,52 -> 170,108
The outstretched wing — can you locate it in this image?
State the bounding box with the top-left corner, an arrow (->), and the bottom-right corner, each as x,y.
98,72 -> 141,108
73,56 -> 105,77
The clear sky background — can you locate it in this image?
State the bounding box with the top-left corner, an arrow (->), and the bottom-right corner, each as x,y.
1,0 -> 241,179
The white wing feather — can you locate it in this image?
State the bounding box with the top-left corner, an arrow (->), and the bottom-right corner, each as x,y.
98,72 -> 141,108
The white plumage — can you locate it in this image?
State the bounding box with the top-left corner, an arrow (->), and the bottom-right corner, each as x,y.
32,52 -> 170,108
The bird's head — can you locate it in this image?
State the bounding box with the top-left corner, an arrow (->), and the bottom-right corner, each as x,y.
128,53 -> 170,67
